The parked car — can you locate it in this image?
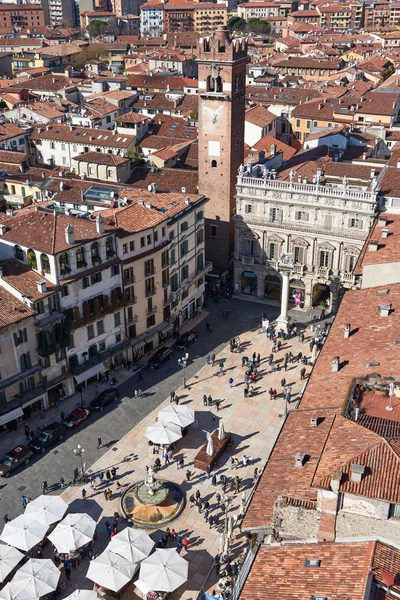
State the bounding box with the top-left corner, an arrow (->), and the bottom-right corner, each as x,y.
89,388 -> 119,411
63,406 -> 89,429
0,444 -> 32,477
147,347 -> 173,370
174,331 -> 198,350
29,423 -> 65,453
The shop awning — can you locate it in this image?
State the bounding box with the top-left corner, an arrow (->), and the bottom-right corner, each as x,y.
74,363 -> 104,385
0,406 -> 23,427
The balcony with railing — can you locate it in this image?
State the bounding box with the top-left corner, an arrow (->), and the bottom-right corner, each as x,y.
69,340 -> 131,375
125,294 -> 137,306
127,313 -> 138,324
145,287 -> 156,297
317,266 -> 331,279
144,266 -> 156,277
146,306 -> 158,316
163,295 -> 173,306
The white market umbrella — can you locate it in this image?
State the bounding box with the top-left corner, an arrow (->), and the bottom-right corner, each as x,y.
48,513 -> 95,553
311,344 -> 318,363
0,582 -> 37,600
158,406 -> 195,429
64,591 -> 97,600
0,515 -> 48,552
145,421 -> 182,445
206,434 -> 214,456
86,549 -> 137,592
223,535 -> 230,558
227,516 -> 234,537
110,528 -> 154,563
219,533 -> 225,555
0,545 -> 24,583
218,421 -> 225,441
25,495 -> 68,526
139,549 -> 188,593
14,559 -> 60,597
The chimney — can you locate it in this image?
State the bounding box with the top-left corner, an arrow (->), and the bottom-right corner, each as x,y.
344,323 -> 350,339
332,356 -> 340,372
60,181 -> 64,191
65,224 -> 74,245
96,214 -> 105,235
295,452 -> 306,468
368,240 -> 379,252
397,160 -> 400,169
362,152 -> 367,160
145,202 -> 152,209
0,266 -> 3,278
380,303 -> 391,317
330,470 -> 342,494
382,228 -> 389,239
185,198 -> 191,206
270,143 -> 277,156
370,168 -> 376,178
310,416 -> 319,427
37,279 -> 47,294
350,464 -> 365,483
0,224 -> 7,235
181,187 -> 187,193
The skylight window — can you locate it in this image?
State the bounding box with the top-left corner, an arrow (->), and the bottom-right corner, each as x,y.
98,135 -> 103,139
304,559 -> 321,568
123,137 -> 127,142
82,132 -> 87,137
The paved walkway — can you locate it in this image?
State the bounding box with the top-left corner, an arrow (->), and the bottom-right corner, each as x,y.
51,322 -> 316,600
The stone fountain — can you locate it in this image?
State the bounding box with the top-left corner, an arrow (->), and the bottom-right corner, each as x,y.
121,466 -> 185,528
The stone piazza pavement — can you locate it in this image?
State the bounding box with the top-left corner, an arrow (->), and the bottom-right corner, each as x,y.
43,319 -> 317,600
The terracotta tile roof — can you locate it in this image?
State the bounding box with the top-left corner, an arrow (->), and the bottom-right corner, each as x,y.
72,151 -> 129,166
240,541 -> 375,600
272,57 -> 343,70
356,91 -> 400,116
0,258 -> 56,302
293,97 -> 339,120
357,414 -> 400,438
40,43 -> 81,57
0,208 -> 112,255
31,124 -> 136,150
251,134 -> 297,161
13,74 -> 77,92
355,213 -> 400,276
0,150 -> 27,164
0,285 -> 35,329
83,97 -> 118,117
0,122 -> 26,143
116,112 -> 149,124
245,105 -> 276,128
129,167 -> 198,194
98,189 -> 205,233
0,4 -> 42,11
246,86 -> 323,106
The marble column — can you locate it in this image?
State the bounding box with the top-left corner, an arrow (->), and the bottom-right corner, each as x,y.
276,271 -> 290,332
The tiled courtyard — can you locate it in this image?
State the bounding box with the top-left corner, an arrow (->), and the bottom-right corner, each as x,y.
52,322 -> 316,600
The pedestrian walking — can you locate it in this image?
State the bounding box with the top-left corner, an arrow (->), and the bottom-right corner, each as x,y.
99,471 -> 104,482
59,477 -> 65,489
42,481 -> 48,494
208,395 -> 213,406
175,395 -> 179,405
203,394 -> 208,407
204,508 -> 209,521
257,353 -> 261,365
300,331 -> 305,344
215,399 -> 220,412
186,469 -> 191,482
197,500 -> 203,514
253,467 -> 258,481
189,494 -> 196,508
106,469 -> 111,481
281,377 -> 286,389
170,391 -> 175,403
211,353 -> 216,366
234,476 -> 241,493
269,387 -> 274,401
182,538 -> 189,551
24,424 -> 30,440
138,389 -> 143,398
209,514 -> 214,529
111,466 -> 117,478
107,489 -> 113,501
138,370 -> 143,381
65,567 -> 71,581
228,377 -> 234,388
171,528 -> 176,543
206,465 -> 211,479
3,514 -> 9,524
216,493 -> 221,507
212,473 -> 217,486
97,436 -> 103,449
206,354 -> 211,365
104,490 -> 108,501
300,367 -> 306,380
82,489 -> 87,500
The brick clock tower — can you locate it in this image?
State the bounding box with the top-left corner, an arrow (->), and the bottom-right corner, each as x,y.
197,27 -> 249,271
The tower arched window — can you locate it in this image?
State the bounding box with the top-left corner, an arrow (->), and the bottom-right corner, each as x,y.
41,254 -> 51,274
91,242 -> 100,263
59,253 -> 70,272
14,245 -> 24,261
211,160 -> 217,168
76,247 -> 86,268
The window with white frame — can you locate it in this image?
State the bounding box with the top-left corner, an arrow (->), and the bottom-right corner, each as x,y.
348,218 -> 363,229
294,246 -> 304,264
295,210 -> 309,222
270,207 -> 282,223
245,204 -> 253,214
323,215 -> 332,230
269,242 -> 278,259
246,239 -> 255,256
344,254 -> 357,272
319,250 -> 330,268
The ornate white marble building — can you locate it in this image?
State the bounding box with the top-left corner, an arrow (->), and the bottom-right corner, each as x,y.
233,163 -> 379,314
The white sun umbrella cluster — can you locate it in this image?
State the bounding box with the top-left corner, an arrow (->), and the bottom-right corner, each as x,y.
86,549 -> 137,592
109,528 -> 154,563
0,515 -> 48,552
138,549 -> 188,593
0,582 -> 37,600
48,513 -> 96,554
25,495 -> 68,527
145,421 -> 182,445
0,545 -> 24,583
64,591 -> 97,600
13,559 -> 60,597
158,405 -> 195,429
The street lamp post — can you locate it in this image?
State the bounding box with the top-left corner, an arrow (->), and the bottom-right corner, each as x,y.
74,444 -> 85,475
178,352 -> 189,389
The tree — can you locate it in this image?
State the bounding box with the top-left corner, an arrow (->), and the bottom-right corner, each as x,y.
126,148 -> 144,164
86,19 -> 108,38
66,44 -> 107,70
246,18 -> 271,35
228,16 -> 246,32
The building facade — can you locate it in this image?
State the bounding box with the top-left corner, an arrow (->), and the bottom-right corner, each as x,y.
197,26 -> 249,271
233,166 -> 378,311
140,1 -> 164,37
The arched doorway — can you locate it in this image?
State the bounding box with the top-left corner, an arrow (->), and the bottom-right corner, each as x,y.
312,283 -> 331,308
241,271 -> 257,296
264,274 -> 281,301
289,279 -> 306,308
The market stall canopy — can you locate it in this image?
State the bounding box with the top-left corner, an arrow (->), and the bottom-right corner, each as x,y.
110,528 -> 154,563
48,513 -> 95,553
145,421 -> 182,445
14,559 -> 60,597
139,549 -> 188,592
157,406 -> 195,429
25,495 -> 68,526
0,544 -> 24,583
64,591 -> 97,600
0,582 -> 37,600
0,515 -> 48,552
86,549 -> 138,592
